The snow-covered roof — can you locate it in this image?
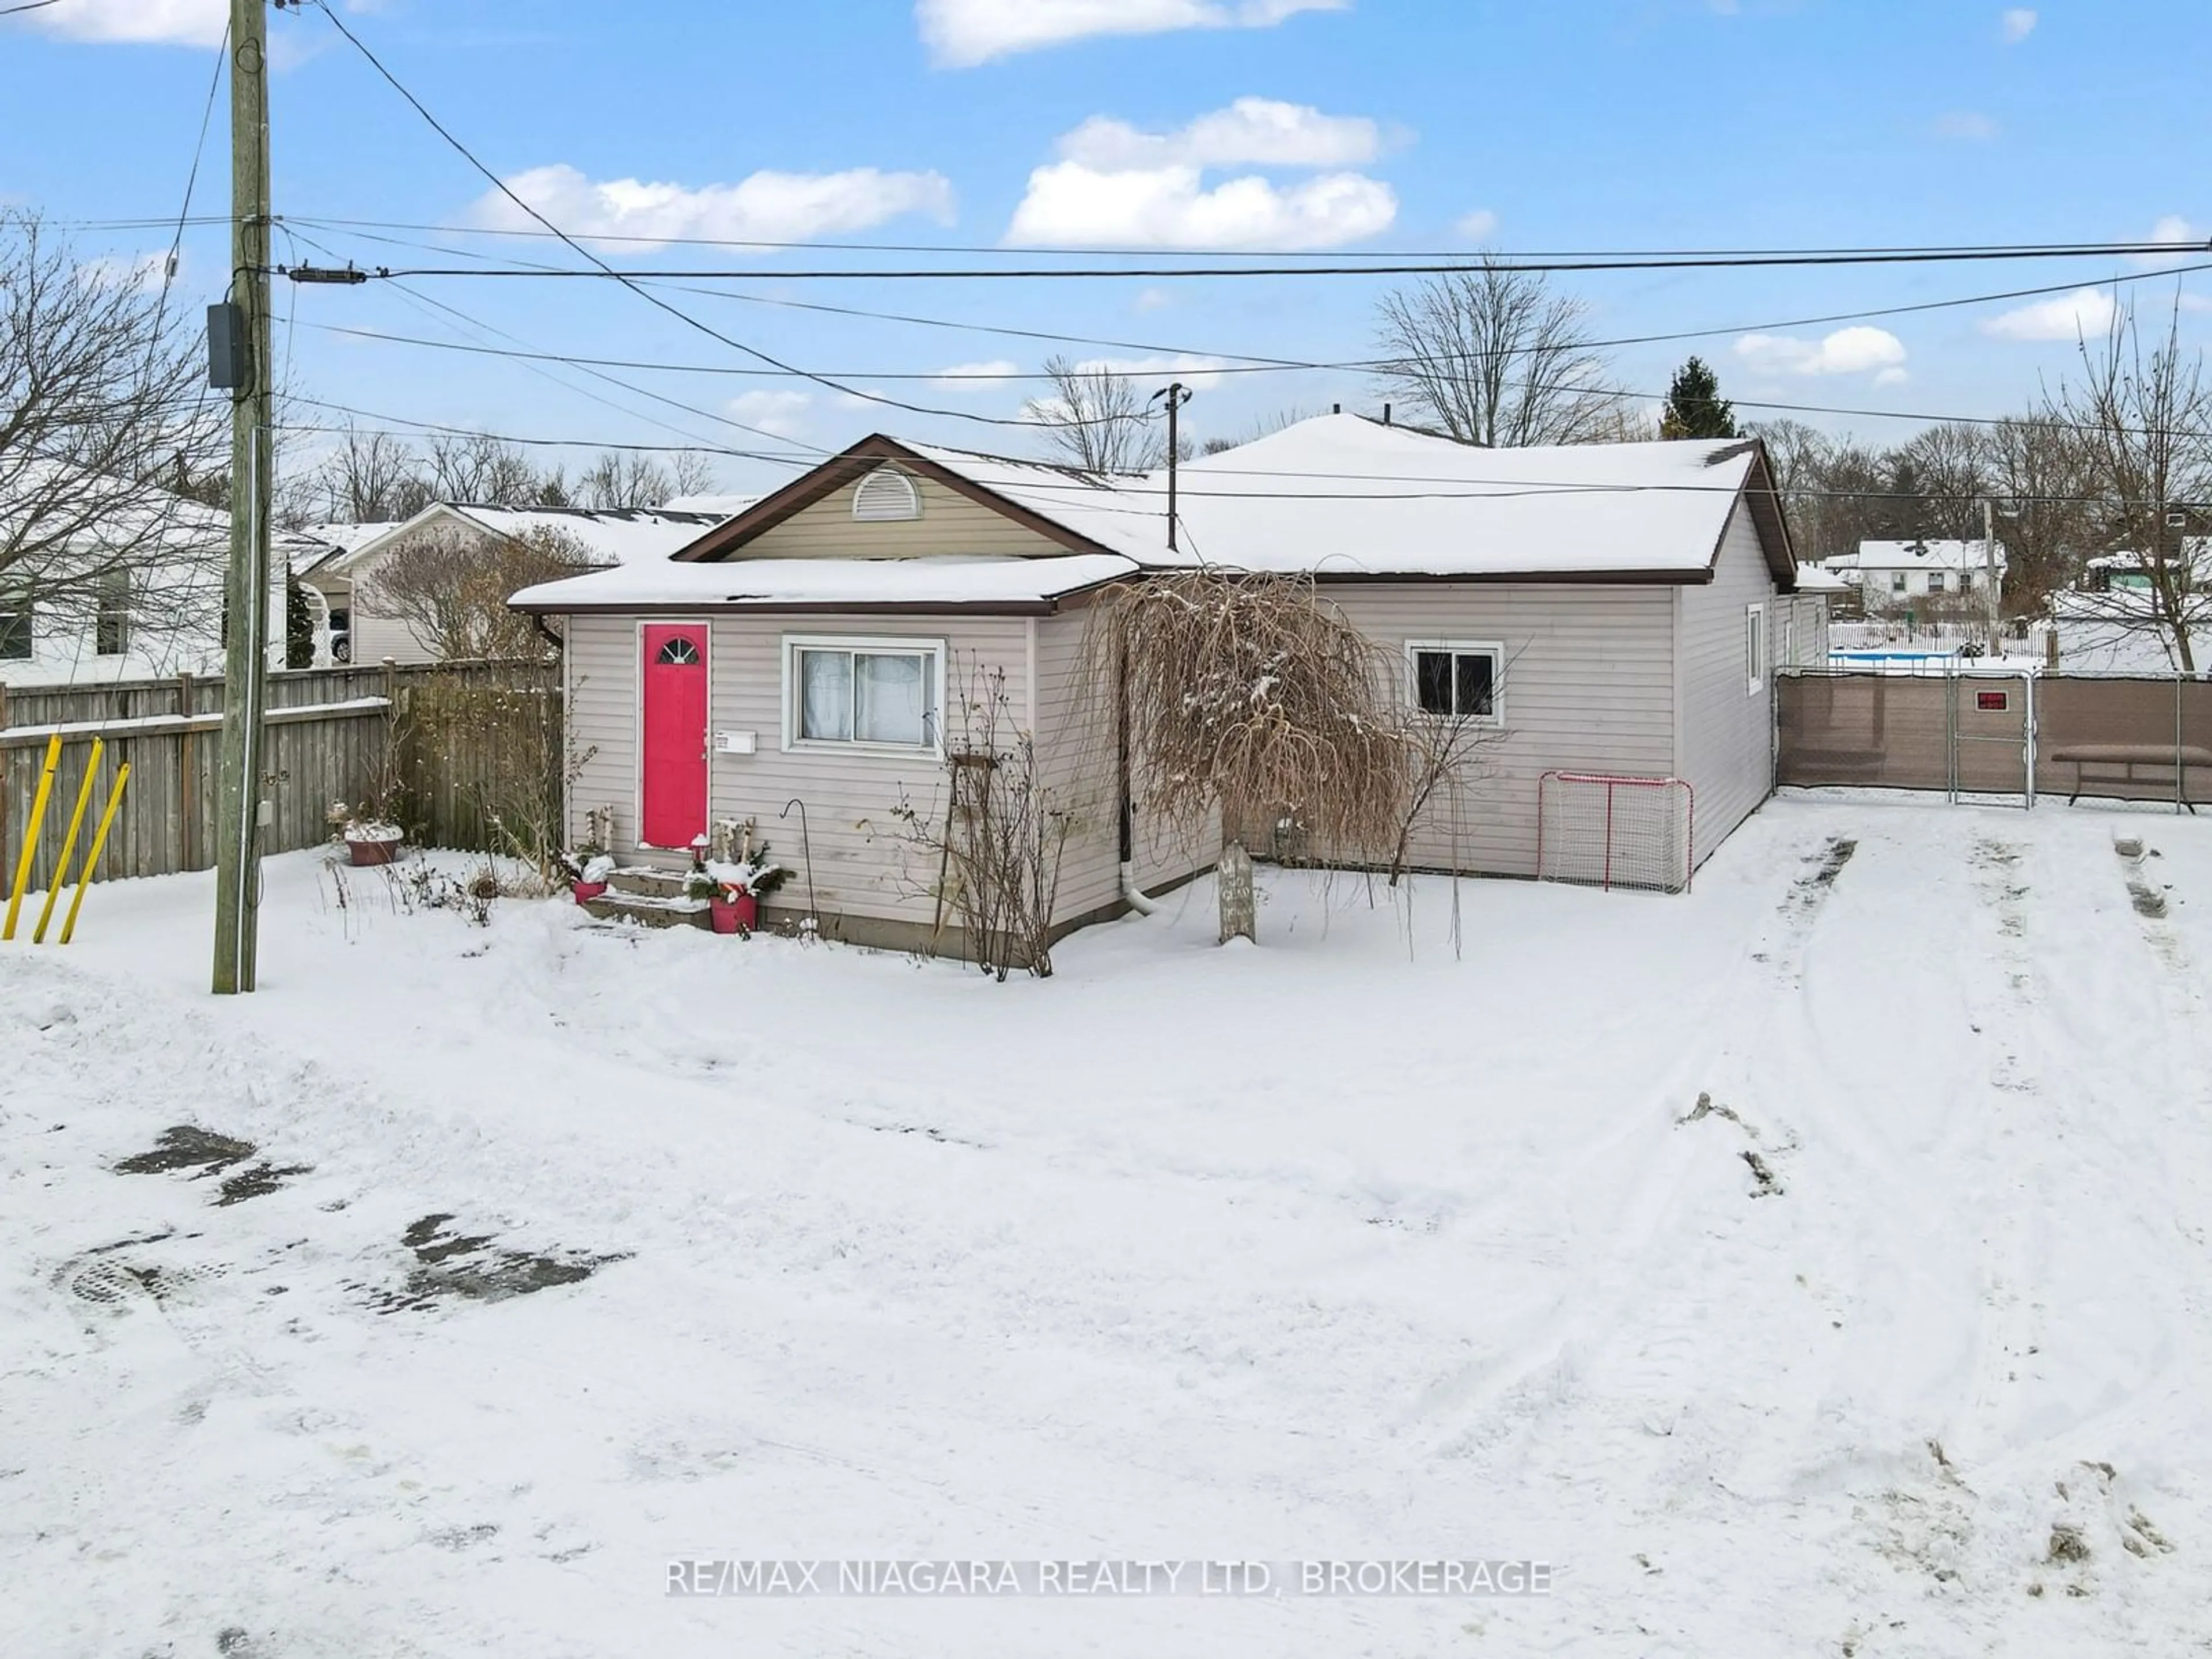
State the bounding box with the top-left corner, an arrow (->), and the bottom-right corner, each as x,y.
513,416 -> 1793,613
332,502 -> 739,575
1832,539 -> 2009,574
1794,562 -> 1850,592
510,554 -> 1137,613
662,493 -> 763,517
0,459 -> 228,554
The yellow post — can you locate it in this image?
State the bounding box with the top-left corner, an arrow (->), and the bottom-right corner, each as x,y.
58,762 -> 130,947
34,738 -> 104,944
3,732 -> 63,941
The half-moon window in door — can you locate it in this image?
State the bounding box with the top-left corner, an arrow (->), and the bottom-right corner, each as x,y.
655,636 -> 703,666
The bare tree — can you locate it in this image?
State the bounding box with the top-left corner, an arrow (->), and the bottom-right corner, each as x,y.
1890,421 -> 1991,541
319,423 -> 429,523
1982,414 -> 2096,617
575,450 -> 676,509
1198,404 -> 1322,456
368,524 -> 594,661
2048,298 -> 2212,670
1033,357 -> 1166,475
1372,259 -> 1630,447
0,211 -> 227,645
426,431 -> 544,507
669,450 -> 719,499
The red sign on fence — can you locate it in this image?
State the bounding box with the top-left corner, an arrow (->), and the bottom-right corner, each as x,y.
1976,691 -> 2010,712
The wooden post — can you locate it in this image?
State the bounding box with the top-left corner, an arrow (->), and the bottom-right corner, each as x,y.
1218,839 -> 1256,945
177,671 -> 197,870
211,0 -> 274,994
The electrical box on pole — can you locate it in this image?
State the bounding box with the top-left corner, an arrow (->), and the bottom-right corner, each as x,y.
206,302 -> 246,390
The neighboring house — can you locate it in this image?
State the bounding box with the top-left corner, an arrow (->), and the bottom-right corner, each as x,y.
321,502 -> 747,665
290,520 -> 400,665
1,472 -> 285,688
510,414 -> 1809,953
1824,539 -> 2008,608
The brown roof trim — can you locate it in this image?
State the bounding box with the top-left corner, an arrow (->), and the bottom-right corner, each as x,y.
1305,566 -> 1710,587
669,434 -> 1118,563
517,598 -> 1066,618
1702,440 -> 1799,589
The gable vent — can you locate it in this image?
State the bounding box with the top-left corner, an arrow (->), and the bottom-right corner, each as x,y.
851,466 -> 922,523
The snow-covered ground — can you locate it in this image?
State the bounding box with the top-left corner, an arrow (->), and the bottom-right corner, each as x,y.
5,794 -> 2211,1657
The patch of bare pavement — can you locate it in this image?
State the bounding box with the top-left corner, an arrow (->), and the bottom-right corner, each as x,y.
112,1124 -> 314,1206
360,1213 -> 626,1313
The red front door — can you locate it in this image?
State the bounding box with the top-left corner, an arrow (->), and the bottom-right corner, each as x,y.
640,623 -> 709,849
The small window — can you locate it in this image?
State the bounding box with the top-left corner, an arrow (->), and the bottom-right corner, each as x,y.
1891,572 -> 1908,594
786,635 -> 943,751
1927,571 -> 1946,594
0,591 -> 30,661
1957,572 -> 1974,594
851,466 -> 922,523
655,636 -> 703,666
95,571 -> 130,657
1407,641 -> 1502,724
1745,603 -> 1766,696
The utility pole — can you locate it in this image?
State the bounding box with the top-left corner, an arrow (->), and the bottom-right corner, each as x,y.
1155,381 -> 1194,552
1983,497 -> 2000,658
212,0 -> 274,994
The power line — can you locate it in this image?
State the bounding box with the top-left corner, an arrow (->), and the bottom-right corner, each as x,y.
328,241 -> 2212,284
301,0 -> 1152,434
283,395 -> 817,464
254,214 -> 2212,262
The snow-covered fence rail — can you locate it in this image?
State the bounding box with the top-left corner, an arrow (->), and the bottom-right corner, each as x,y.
0,659 -> 560,892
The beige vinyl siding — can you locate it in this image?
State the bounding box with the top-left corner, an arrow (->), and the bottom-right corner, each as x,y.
1031,612 -> 1124,921
740,471 -> 1066,560
1321,584 -> 1678,878
1676,505 -> 1780,863
565,614 -> 641,848
347,565 -> 438,666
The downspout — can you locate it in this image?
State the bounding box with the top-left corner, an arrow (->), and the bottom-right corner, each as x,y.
1115,631 -> 1157,915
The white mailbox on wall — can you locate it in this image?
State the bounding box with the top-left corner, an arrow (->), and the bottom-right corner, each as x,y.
715,730 -> 757,755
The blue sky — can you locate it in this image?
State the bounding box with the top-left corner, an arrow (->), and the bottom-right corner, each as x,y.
5,0 -> 2209,499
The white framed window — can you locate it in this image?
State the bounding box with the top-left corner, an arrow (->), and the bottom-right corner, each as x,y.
783,634 -> 945,753
94,570 -> 131,657
1745,603 -> 1766,696
1927,571 -> 1947,594
1958,571 -> 1975,594
0,590 -> 30,661
1891,572 -> 1908,594
1406,639 -> 1503,725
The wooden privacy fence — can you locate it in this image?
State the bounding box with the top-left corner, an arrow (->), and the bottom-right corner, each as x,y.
1778,670 -> 2212,809
0,659 -> 562,893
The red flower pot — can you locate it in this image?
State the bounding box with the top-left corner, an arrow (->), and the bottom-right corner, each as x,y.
709,892 -> 757,934
571,880 -> 608,904
348,834 -> 402,867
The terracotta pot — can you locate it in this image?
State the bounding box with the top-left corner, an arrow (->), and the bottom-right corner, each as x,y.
709,892 -> 757,934
348,835 -> 402,868
571,880 -> 608,904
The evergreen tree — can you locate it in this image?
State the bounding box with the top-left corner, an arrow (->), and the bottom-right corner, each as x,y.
1659,357 -> 1738,440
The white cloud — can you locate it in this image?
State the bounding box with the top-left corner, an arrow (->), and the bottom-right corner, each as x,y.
916,0 -> 1347,66
1132,287 -> 1174,312
77,251 -> 175,294
930,360 -> 1021,391
1934,111 -> 1999,141
2001,7 -> 2037,42
1007,161 -> 1395,249
1874,366 -> 1911,387
1733,326 -> 1909,376
1980,286 -> 2118,342
468,163 -> 956,249
25,0 -> 225,46
1455,209 -> 1499,241
726,391 -> 813,437
1057,98 -> 1390,169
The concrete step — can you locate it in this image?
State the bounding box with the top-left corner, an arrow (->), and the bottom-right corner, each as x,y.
582,891 -> 711,930
606,866 -> 690,899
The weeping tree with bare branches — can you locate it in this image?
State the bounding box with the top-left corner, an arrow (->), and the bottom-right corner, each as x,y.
1085,571 -> 1429,944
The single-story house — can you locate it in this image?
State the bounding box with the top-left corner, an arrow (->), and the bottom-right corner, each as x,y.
510,414 -> 1821,951
2,467 -> 286,688
313,501 -> 748,666
1825,538 -> 2007,607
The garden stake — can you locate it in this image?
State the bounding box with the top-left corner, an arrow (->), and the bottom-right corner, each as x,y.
33,738 -> 104,943
59,762 -> 131,946
3,733 -> 63,941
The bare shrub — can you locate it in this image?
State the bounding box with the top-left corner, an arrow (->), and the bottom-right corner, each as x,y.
370,524 -> 595,661
893,664 -> 1080,979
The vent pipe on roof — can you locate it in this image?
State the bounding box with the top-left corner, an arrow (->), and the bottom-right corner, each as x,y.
1382,404 -> 1392,425
1332,403 -> 1341,415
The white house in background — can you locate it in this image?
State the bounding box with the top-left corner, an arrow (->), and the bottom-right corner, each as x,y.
287,520 -> 399,665
1,474 -> 287,688
314,501 -> 751,665
511,416 -> 1819,953
1824,538 -> 2008,607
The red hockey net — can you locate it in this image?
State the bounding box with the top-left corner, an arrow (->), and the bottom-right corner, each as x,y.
1536,772 -> 1695,894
